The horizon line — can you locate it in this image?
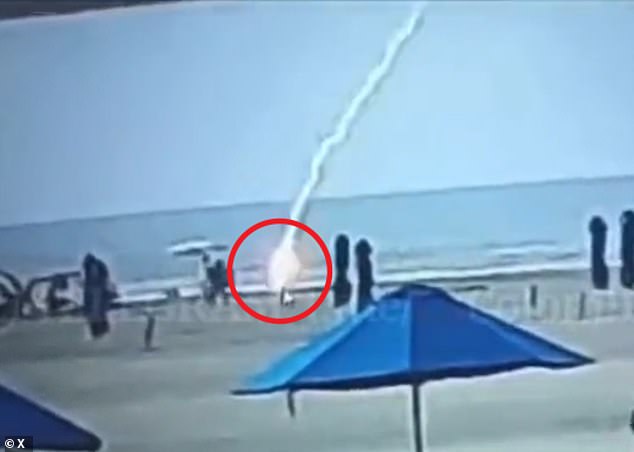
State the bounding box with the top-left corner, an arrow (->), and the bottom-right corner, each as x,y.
2,173 -> 634,230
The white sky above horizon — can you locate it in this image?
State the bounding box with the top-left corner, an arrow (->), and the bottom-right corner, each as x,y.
1,1 -> 634,226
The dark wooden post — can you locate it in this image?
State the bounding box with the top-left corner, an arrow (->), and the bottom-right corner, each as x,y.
529,284 -> 538,319
578,291 -> 587,321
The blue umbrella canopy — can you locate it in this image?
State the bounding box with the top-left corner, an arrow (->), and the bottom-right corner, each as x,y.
233,284 -> 594,451
0,383 -> 102,451
234,285 -> 593,394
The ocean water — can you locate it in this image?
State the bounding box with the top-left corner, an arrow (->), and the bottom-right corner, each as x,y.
0,176 -> 633,288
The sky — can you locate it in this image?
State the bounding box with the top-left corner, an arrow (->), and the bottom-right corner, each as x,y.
1,1 -> 634,226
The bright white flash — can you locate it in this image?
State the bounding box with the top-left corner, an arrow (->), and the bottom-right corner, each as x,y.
267,3 -> 428,291
268,243 -> 301,292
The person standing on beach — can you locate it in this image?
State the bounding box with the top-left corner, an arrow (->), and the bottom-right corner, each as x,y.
199,252 -> 215,304
355,239 -> 375,313
97,255 -> 116,336
82,254 -> 116,339
45,274 -> 74,316
620,210 -> 634,289
589,216 -> 609,290
279,287 -> 295,307
332,234 -> 352,319
82,254 -> 98,334
212,259 -> 230,305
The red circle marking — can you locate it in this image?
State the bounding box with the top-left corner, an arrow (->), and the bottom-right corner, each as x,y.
227,218 -> 333,324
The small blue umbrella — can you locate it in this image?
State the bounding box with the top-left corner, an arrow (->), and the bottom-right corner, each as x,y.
0,383 -> 102,451
233,285 -> 594,451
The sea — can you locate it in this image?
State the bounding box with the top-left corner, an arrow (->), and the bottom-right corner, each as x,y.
1,176 -> 633,292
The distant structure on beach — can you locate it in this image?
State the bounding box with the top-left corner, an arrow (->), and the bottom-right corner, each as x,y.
355,238 -> 375,313
332,234 -> 352,310
588,216 -> 609,290
620,210 -> 634,289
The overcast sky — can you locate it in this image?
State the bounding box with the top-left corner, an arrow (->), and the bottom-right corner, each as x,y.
1,1 -> 634,226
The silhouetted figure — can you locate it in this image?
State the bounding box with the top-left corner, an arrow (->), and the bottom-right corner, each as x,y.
332,234 -> 352,309
200,252 -> 215,303
45,274 -> 74,316
589,216 -> 609,290
82,254 -> 98,310
279,287 -> 295,306
355,239 -> 375,313
620,210 -> 634,289
82,254 -> 116,339
212,259 -> 230,305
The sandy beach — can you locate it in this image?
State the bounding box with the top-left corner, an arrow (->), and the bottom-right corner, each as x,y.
2,269 -> 634,452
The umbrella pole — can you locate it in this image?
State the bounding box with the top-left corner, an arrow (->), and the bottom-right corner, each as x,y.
411,384 -> 424,452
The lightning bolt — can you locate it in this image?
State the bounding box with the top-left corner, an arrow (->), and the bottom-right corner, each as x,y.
268,3 -> 428,291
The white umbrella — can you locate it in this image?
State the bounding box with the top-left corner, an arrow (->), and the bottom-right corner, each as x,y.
167,240 -> 228,258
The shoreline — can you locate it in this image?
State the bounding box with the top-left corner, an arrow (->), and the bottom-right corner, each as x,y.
117,257 -> 607,299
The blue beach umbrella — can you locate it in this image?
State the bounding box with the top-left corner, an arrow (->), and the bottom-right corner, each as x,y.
0,383 -> 102,451
233,285 -> 594,451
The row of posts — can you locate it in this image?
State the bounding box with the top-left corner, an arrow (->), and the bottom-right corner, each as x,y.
493,283 -> 634,322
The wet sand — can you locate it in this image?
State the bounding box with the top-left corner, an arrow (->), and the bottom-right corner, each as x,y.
1,271 -> 634,451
